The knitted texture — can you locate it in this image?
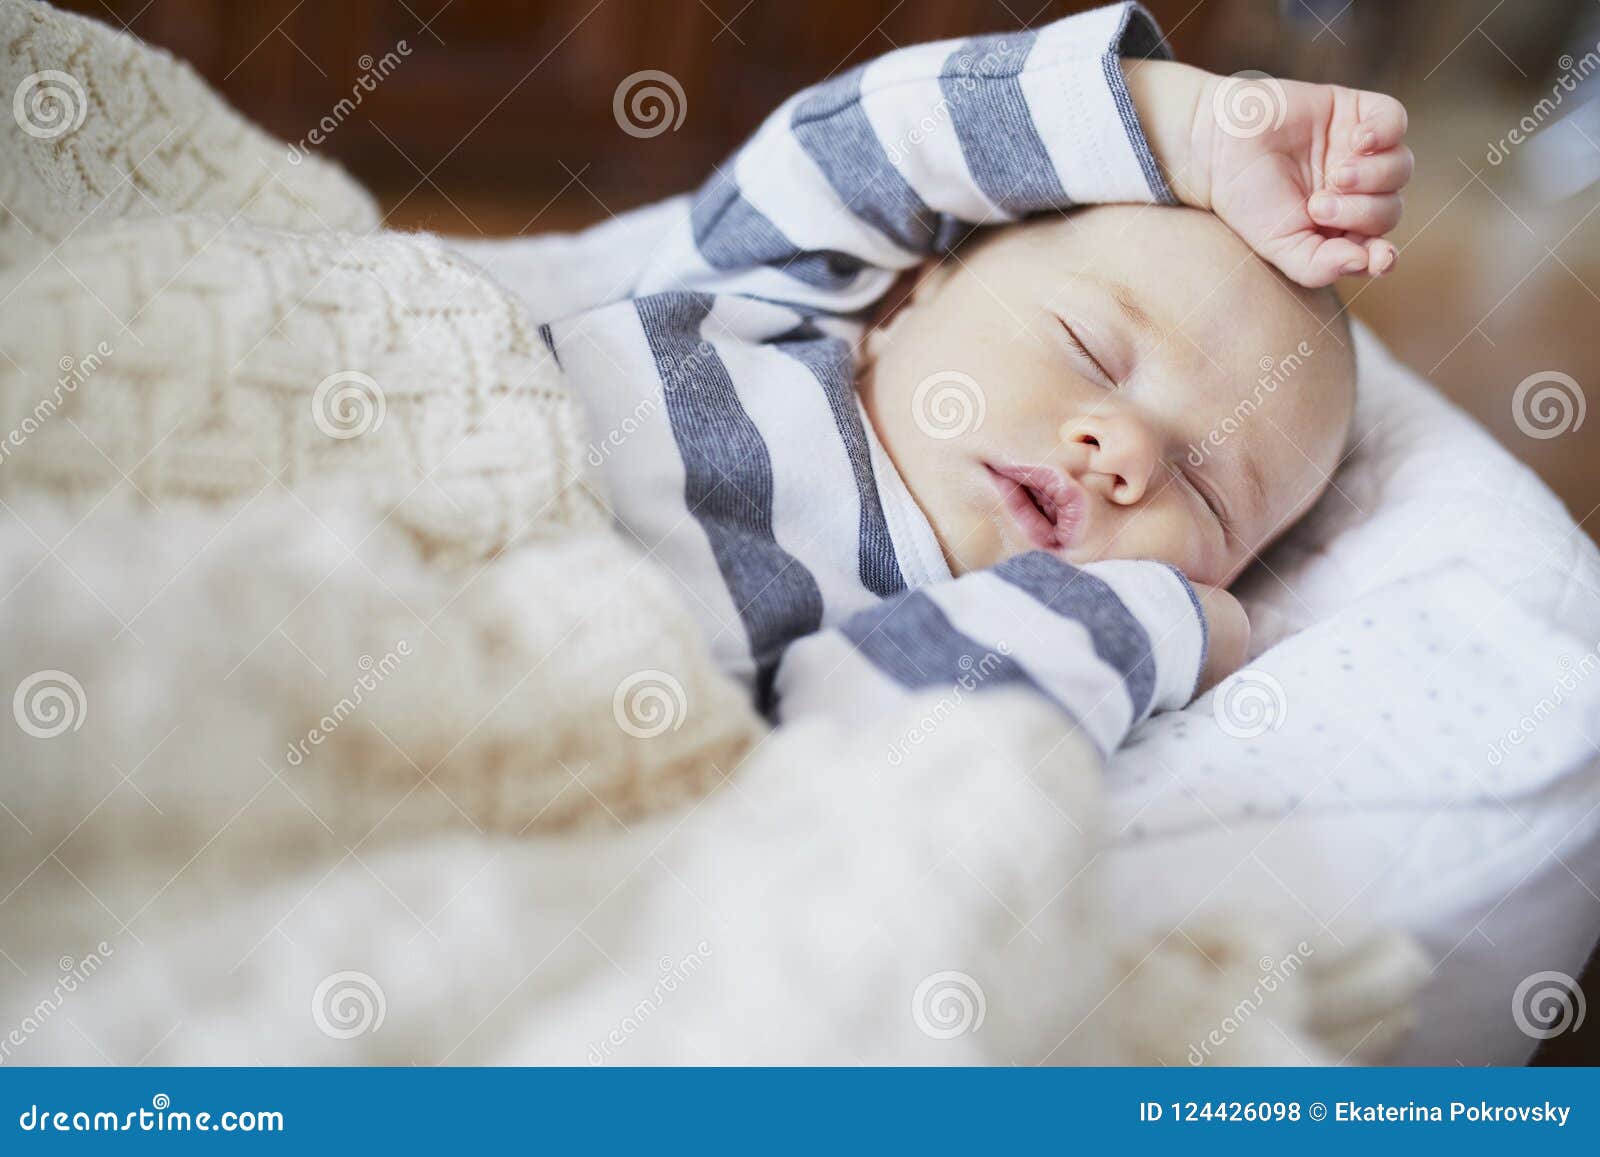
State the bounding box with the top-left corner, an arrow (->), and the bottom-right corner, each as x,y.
0,0 -> 378,267
0,501 -> 764,848
0,214 -> 606,559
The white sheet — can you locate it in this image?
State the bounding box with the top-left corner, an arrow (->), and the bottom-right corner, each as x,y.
451,214 -> 1600,1065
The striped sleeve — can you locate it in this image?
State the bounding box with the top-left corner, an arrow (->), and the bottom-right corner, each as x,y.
635,2 -> 1174,310
771,553 -> 1207,755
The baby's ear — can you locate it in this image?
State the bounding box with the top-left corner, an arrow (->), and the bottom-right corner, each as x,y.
865,260 -> 948,358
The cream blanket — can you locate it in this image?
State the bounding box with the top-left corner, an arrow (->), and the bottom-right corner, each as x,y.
0,0 -> 1424,1065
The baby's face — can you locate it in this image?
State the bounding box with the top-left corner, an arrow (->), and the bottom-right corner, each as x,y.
860,206 -> 1356,587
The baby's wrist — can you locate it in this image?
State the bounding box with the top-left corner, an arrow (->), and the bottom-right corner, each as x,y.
1120,58 -> 1213,210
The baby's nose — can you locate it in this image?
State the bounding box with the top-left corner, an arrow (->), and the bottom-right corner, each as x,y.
1060,416 -> 1160,505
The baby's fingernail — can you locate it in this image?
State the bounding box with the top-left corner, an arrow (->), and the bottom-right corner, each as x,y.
1357,130 -> 1377,152
1309,192 -> 1338,218
1335,164 -> 1358,189
1341,257 -> 1367,274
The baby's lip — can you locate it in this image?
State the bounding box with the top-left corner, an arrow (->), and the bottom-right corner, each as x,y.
985,463 -> 1085,551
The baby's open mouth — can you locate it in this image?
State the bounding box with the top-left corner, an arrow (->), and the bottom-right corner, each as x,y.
985,464 -> 1083,551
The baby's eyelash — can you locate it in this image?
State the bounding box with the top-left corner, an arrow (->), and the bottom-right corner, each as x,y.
1179,466 -> 1233,535
1058,319 -> 1116,385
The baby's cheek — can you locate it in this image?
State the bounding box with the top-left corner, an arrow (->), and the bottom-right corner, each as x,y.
1095,504 -> 1212,579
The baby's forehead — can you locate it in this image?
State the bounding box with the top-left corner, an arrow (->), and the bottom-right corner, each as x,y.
1045,211 -> 1352,458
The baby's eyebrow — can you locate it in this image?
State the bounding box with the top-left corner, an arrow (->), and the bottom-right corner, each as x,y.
1111,285 -> 1156,335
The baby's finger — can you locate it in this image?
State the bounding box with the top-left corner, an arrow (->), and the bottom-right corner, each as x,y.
1308,191 -> 1403,236
1331,147 -> 1414,193
1364,237 -> 1399,276
1294,234 -> 1371,288
1352,92 -> 1408,154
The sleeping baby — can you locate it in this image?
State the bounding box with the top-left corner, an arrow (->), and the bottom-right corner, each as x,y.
549,1 -> 1410,754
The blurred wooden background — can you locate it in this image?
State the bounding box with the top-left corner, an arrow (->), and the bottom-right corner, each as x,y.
57,1 -> 1600,549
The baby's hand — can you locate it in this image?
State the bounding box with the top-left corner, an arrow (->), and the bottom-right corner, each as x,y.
1189,581 -> 1250,695
1127,60 -> 1412,288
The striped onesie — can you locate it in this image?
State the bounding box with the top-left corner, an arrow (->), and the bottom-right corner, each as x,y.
544,2 -> 1209,756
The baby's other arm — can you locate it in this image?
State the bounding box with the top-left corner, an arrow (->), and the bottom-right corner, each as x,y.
773,554 -> 1230,750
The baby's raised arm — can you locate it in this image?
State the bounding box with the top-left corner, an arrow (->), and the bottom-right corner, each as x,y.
634,2 -> 1410,308
635,2 -> 1177,311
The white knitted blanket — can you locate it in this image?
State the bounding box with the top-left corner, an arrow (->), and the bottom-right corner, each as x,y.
0,0 -> 1423,1065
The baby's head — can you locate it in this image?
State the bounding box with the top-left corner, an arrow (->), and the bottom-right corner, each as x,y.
861,205 -> 1356,587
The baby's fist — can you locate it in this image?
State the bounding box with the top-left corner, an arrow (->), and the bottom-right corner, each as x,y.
1190,581 -> 1250,695
1200,70 -> 1412,287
